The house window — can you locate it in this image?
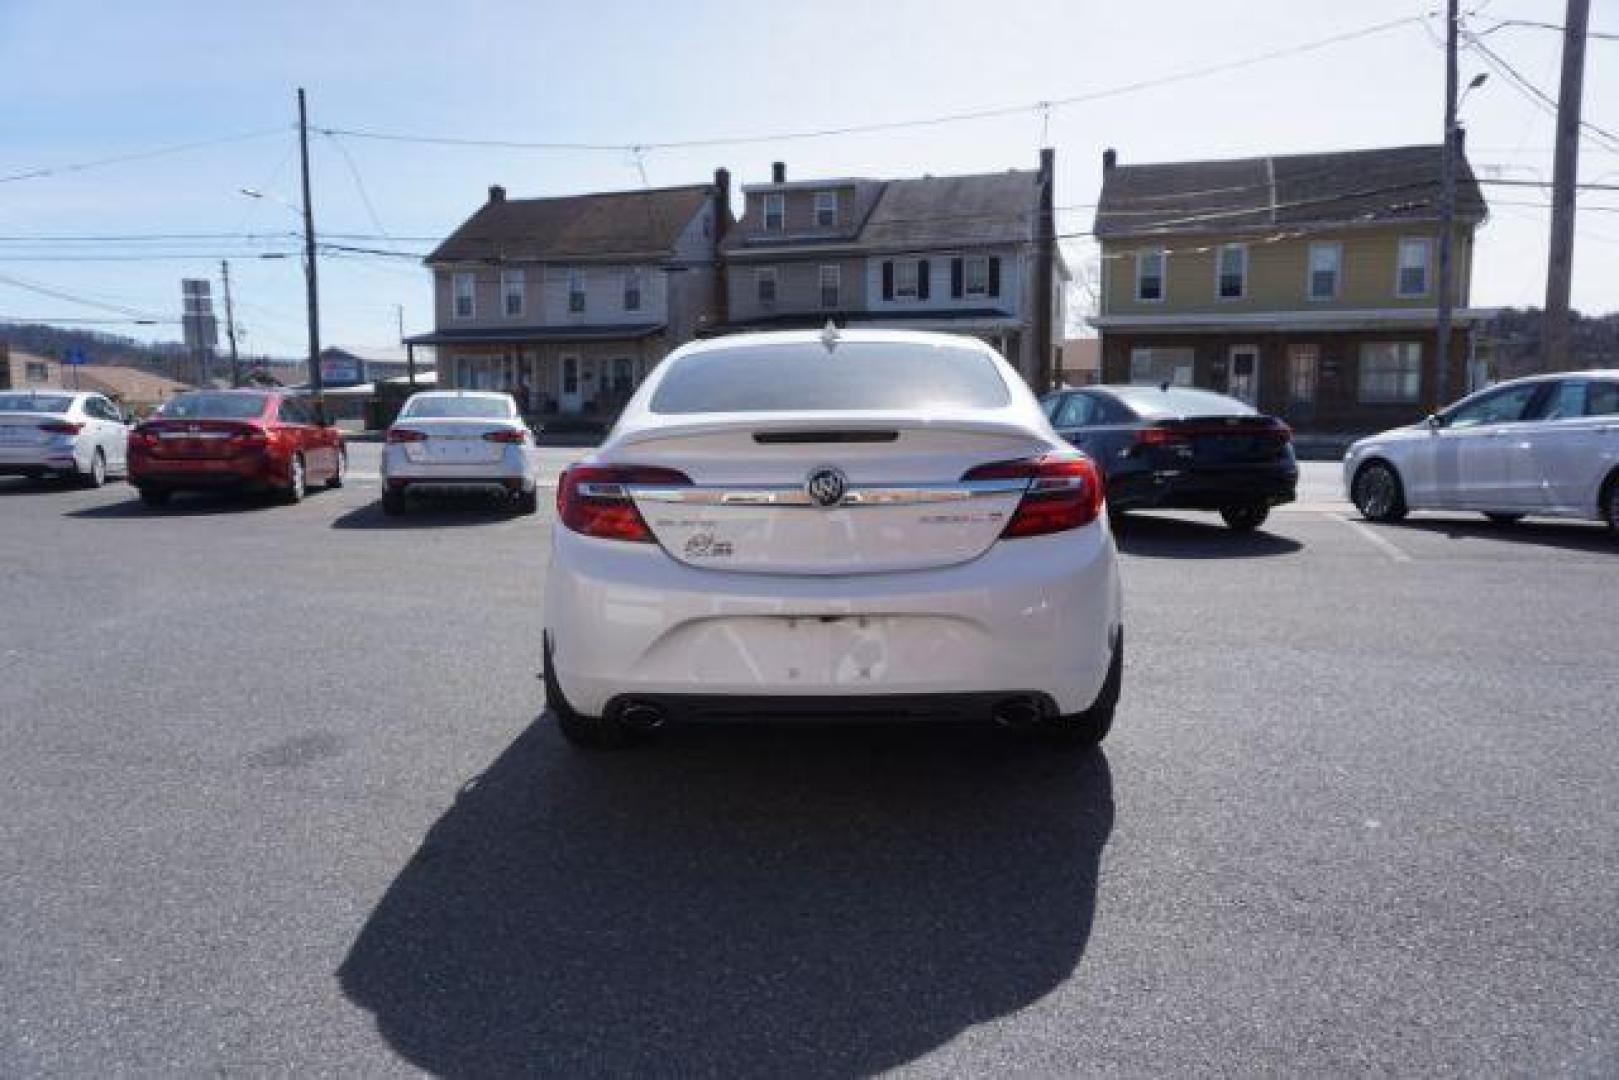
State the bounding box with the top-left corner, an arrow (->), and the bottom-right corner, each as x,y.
1358,342 -> 1423,403
452,272 -> 475,319
819,265 -> 840,308
1308,243 -> 1342,300
1287,344 -> 1319,404
814,191 -> 838,227
763,193 -> 785,232
623,269 -> 642,312
1216,244 -> 1247,299
756,267 -> 777,305
500,269 -> 525,317
1396,238 -> 1431,297
1129,347 -> 1193,386
24,361 -> 49,382
895,260 -> 920,299
964,256 -> 989,298
568,270 -> 586,313
1135,249 -> 1165,302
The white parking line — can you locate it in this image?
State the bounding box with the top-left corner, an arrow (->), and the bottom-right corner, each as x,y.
1333,513 -> 1413,563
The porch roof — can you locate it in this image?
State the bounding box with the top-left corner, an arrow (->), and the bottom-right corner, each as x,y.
404,323 -> 664,347
703,308 -> 1020,336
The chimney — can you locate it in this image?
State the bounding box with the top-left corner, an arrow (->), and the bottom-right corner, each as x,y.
712,167 -> 732,241
1102,148 -> 1117,171
771,161 -> 786,184
488,184 -> 506,202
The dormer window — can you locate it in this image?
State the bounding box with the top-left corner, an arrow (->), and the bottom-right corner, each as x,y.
814,191 -> 838,228
763,193 -> 785,232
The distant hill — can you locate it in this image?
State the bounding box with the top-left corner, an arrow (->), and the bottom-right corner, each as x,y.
0,322 -> 297,384
1483,308 -> 1619,380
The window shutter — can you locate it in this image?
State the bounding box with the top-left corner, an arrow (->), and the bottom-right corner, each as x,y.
951,258 -> 964,298
917,260 -> 931,300
882,261 -> 894,301
988,257 -> 1001,297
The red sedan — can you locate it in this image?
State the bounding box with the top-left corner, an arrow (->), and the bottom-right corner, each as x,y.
127,390 -> 345,507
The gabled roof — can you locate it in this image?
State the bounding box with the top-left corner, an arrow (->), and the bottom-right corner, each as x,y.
1094,144 -> 1487,239
861,170 -> 1040,249
428,184 -> 712,263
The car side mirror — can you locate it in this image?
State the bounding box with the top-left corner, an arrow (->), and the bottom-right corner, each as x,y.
1425,413 -> 1444,430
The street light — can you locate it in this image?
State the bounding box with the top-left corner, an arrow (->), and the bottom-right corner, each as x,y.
1458,72 -> 1489,111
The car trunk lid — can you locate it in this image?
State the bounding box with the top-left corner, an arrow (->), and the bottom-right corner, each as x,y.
391,418 -> 518,466
139,419 -> 261,459
611,414 -> 1050,575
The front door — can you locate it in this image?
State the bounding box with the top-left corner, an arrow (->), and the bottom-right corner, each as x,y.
560,356 -> 582,414
1227,346 -> 1261,407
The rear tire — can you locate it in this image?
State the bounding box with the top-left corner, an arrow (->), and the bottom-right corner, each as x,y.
1220,503 -> 1269,532
81,449 -> 106,489
1041,632 -> 1123,748
515,487 -> 539,515
1352,460 -> 1409,523
279,453 -> 306,505
1601,470 -> 1619,538
546,637 -> 639,750
137,487 -> 170,508
381,491 -> 407,516
1483,512 -> 1524,524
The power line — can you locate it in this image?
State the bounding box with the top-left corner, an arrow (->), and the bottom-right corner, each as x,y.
0,126 -> 289,185
1472,18 -> 1619,42
317,15 -> 1422,154
0,270 -> 169,320
1462,33 -> 1619,154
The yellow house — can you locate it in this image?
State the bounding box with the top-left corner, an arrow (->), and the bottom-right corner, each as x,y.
1089,144 -> 1491,434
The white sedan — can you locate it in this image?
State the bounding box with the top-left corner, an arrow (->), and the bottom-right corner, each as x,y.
542,328 -> 1124,748
0,390 -> 128,487
381,391 -> 539,515
1345,370 -> 1619,532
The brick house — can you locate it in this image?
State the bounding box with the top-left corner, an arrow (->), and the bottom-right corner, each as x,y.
406,174 -> 730,421
1088,144 -> 1491,435
715,158 -> 1066,388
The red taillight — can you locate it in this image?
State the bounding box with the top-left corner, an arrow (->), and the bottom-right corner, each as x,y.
129,427 -> 158,449
482,429 -> 526,444
962,453 -> 1105,538
230,426 -> 270,447
1134,425 -> 1186,448
39,421 -> 83,435
556,465 -> 692,543
387,427 -> 428,443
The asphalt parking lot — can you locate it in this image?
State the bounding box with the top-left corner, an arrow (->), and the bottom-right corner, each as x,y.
1,453 -> 1615,1076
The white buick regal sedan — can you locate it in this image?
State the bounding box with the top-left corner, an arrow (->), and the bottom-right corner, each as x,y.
1345,371 -> 1619,533
542,328 -> 1124,748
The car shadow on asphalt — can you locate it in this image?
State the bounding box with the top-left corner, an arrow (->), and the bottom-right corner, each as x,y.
339,720 -> 1114,1076
331,499 -> 535,529
1112,512 -> 1304,559
62,490 -> 285,517
0,477 -> 77,496
1388,517 -> 1616,555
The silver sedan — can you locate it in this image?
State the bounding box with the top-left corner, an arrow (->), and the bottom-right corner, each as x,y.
0,390 -> 129,487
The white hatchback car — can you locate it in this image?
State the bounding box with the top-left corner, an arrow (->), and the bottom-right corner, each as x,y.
0,389 -> 128,487
543,329 -> 1124,748
1345,371 -> 1619,533
381,391 -> 539,514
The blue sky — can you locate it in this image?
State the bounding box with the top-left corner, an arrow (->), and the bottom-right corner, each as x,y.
2,0 -> 1615,359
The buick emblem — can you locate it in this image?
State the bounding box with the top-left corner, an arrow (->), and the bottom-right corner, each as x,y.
805,466 -> 847,508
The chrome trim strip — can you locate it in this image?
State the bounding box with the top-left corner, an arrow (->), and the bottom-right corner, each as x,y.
626,478 -> 1027,507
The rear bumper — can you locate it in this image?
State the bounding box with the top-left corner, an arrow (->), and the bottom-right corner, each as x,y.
544,523 -> 1122,717
128,451 -> 280,492
0,446 -> 81,475
380,445 -> 536,493
1109,463 -> 1297,511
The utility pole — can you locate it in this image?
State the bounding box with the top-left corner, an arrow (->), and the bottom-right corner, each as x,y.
220,260 -> 241,387
399,302 -> 416,388
1034,147 -> 1056,392
1543,0 -> 1589,372
297,87 -> 326,420
1434,0 -> 1459,413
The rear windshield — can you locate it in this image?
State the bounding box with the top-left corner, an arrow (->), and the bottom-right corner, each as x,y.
1112,386 -> 1254,419
0,393 -> 72,414
400,395 -> 513,419
650,341 -> 1011,414
157,393 -> 268,420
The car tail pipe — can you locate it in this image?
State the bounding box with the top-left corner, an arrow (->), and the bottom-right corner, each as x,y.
991,695 -> 1047,730
613,699 -> 669,733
